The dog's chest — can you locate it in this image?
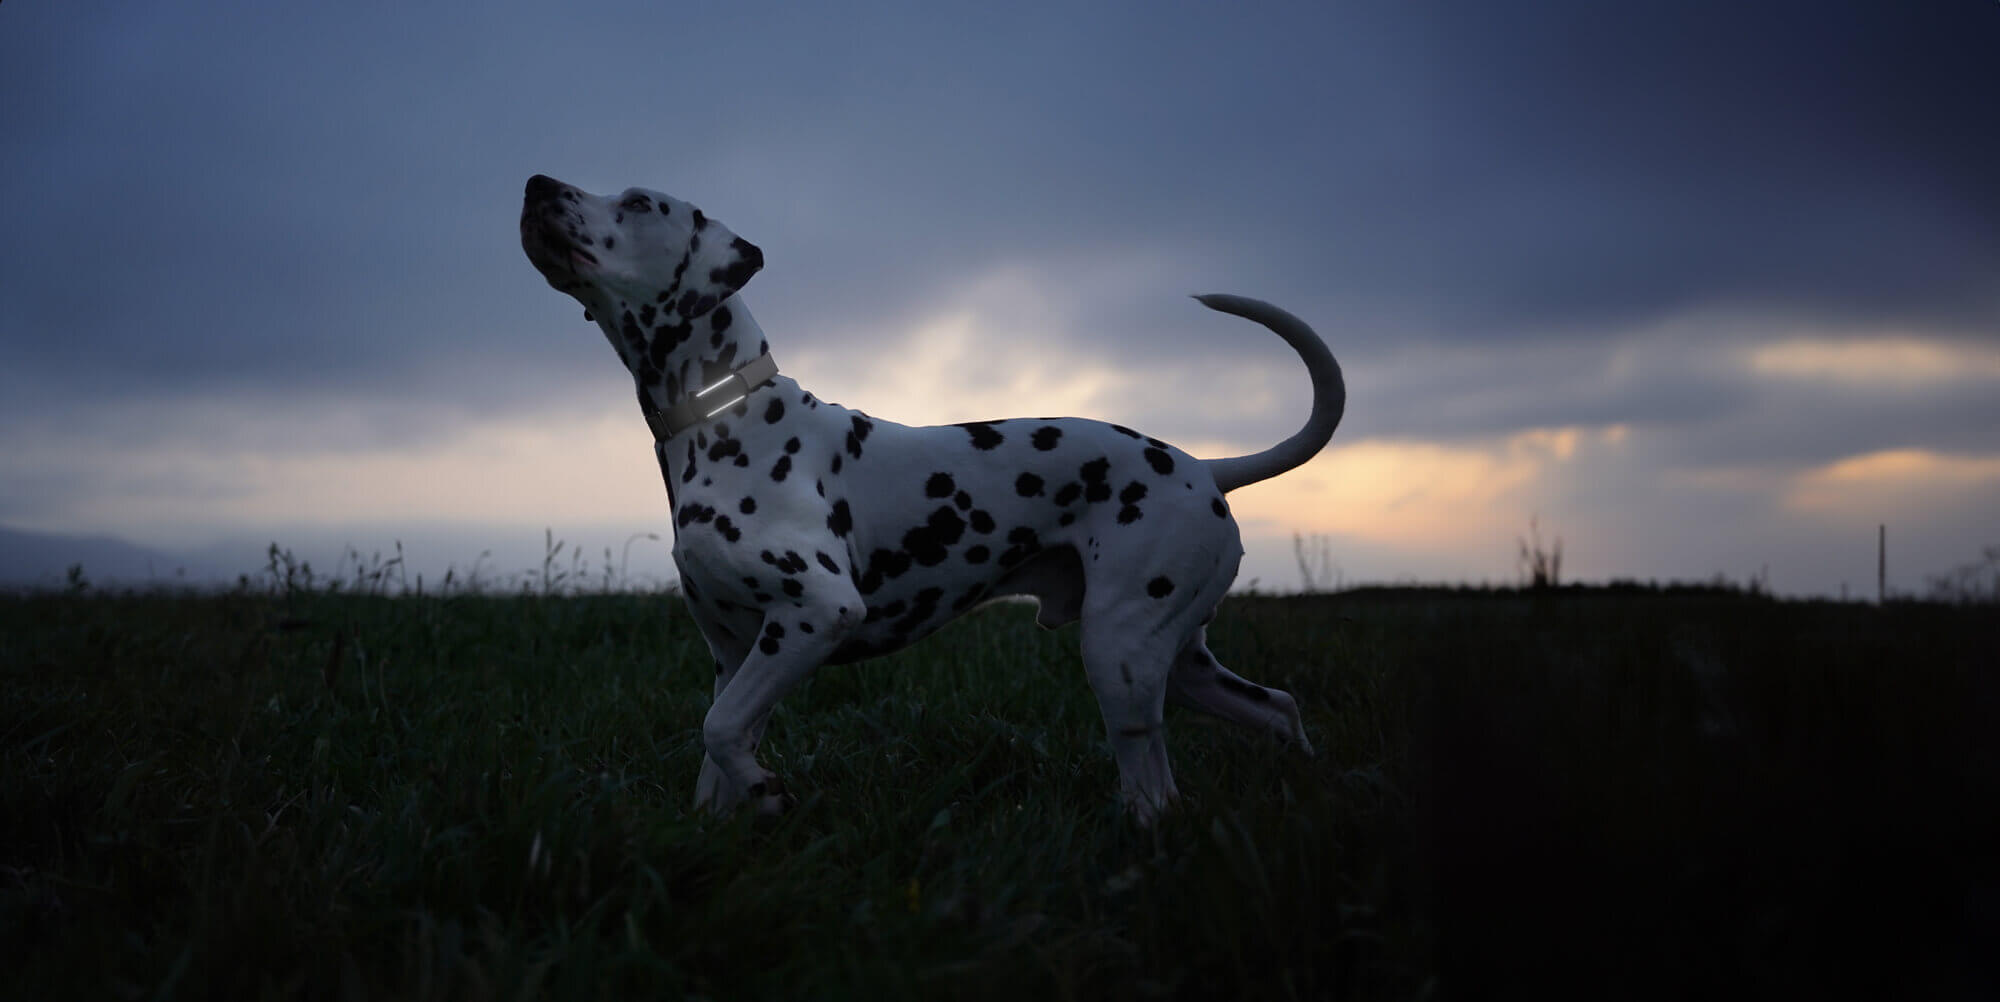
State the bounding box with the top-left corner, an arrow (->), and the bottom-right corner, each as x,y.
660,395 -> 850,551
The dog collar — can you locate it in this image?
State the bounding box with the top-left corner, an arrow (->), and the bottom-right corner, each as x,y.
648,352 -> 780,441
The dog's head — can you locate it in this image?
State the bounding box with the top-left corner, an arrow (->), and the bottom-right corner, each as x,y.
520,174 -> 762,322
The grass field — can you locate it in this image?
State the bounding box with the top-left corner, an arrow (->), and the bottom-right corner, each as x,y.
3,576 -> 1993,999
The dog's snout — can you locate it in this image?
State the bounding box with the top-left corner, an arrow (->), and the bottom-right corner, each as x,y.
525,174 -> 563,203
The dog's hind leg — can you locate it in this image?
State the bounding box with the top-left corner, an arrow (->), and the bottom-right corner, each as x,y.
1167,628 -> 1313,754
1075,558 -> 1236,823
1078,616 -> 1183,825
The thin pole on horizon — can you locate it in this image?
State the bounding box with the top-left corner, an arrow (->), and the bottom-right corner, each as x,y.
1878,523 -> 1886,604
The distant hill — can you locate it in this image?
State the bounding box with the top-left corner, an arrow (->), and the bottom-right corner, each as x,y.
0,526 -> 227,589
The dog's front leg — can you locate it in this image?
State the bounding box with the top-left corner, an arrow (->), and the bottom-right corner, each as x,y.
683,599 -> 754,813
694,595 -> 859,817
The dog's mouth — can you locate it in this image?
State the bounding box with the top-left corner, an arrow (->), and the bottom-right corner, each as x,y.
520,175 -> 604,284
520,209 -> 599,282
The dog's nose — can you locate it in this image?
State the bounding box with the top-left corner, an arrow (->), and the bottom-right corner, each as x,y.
525,174 -> 562,203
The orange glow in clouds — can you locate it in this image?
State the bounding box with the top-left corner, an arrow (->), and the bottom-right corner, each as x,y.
1210,426 -> 1626,550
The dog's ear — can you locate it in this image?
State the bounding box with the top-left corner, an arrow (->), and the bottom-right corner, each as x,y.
676,217 -> 763,318
709,235 -> 763,299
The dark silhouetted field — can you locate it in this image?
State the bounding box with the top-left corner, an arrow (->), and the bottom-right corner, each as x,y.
4,583 -> 1992,999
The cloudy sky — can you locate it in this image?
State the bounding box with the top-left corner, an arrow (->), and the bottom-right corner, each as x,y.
3,1 -> 1996,596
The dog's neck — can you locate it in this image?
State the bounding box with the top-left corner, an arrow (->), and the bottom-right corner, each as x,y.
594,294 -> 772,424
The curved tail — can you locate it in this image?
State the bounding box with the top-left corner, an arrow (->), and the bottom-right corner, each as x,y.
1194,294 -> 1345,494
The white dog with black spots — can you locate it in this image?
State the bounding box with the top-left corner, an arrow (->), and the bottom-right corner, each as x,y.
519,175 -> 1345,824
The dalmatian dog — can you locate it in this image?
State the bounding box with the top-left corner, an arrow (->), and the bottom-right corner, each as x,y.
519,174 -> 1345,824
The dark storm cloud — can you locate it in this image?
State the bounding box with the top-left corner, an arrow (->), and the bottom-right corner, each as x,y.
1365,0 -> 2000,339
0,1 -> 557,399
1,1 -> 1995,459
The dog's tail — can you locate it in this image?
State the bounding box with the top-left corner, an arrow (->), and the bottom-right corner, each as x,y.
1193,294 -> 1345,494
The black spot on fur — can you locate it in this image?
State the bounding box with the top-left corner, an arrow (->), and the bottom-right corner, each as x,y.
1016,473 -> 1044,497
816,551 -> 841,575
845,415 -> 874,458
1144,447 -> 1175,475
964,545 -> 991,564
1053,482 -> 1082,506
893,587 -> 943,635
770,455 -> 792,482
658,319 -> 693,349
1212,497 -> 1229,518
925,473 -> 956,498
761,550 -> 808,574
903,506 -> 968,566
1032,425 -> 1063,450
709,237 -> 762,291
958,422 -> 1005,450
1120,481 -> 1148,504
871,548 -> 913,579
1111,425 -> 1141,438
711,304 -> 732,333
968,510 -> 996,534
713,515 -> 742,542
740,496 -> 757,514
828,500 -> 853,536
1147,576 -> 1175,598
759,635 -> 781,655
857,547 -> 914,594
1082,459 -> 1113,503
998,527 -> 1041,566
765,398 -> 785,423
785,437 -> 801,454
